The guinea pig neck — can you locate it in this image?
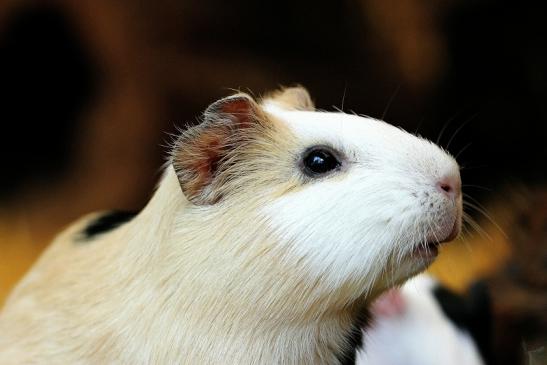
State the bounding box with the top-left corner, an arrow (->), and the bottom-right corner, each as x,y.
118,166 -> 369,364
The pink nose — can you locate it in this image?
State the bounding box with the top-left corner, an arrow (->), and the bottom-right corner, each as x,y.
436,175 -> 461,200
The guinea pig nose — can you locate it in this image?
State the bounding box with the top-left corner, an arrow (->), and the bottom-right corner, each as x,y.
436,175 -> 461,200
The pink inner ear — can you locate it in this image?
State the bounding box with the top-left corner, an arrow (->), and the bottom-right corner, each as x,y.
371,288 -> 406,317
192,129 -> 226,184
218,98 -> 255,129
176,125 -> 230,203
175,94 -> 261,204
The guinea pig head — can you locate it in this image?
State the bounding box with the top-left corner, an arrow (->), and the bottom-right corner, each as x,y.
172,87 -> 462,303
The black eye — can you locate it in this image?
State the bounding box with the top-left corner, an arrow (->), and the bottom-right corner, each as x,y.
302,148 -> 341,176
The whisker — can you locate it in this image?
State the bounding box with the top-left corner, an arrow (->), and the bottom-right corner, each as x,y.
463,195 -> 499,218
459,164 -> 489,171
341,82 -> 347,112
426,220 -> 440,246
461,211 -> 477,233
446,113 -> 478,151
381,84 -> 401,121
462,212 -> 490,241
436,111 -> 462,145
454,142 -> 472,160
463,194 -> 496,213
462,184 -> 492,192
462,204 -> 497,240
460,225 -> 472,242
463,193 -> 489,204
414,117 -> 425,135
461,233 -> 474,254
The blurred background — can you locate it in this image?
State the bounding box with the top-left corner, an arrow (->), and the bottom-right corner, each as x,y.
0,0 -> 545,364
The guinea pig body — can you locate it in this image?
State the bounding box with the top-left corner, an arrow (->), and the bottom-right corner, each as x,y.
357,274 -> 488,365
0,87 -> 462,364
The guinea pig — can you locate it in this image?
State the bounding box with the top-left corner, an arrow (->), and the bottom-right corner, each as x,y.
356,274 -> 492,365
0,86 -> 462,364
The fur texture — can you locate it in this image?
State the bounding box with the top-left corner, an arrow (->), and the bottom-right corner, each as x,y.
357,274 -> 485,365
0,87 -> 462,364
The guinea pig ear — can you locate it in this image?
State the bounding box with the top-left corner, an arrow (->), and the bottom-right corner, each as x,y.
172,93 -> 264,205
263,86 -> 315,111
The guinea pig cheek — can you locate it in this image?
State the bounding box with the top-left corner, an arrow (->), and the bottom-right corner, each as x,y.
410,190 -> 462,262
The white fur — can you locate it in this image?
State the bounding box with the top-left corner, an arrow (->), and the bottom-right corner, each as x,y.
356,275 -> 484,365
0,91 -> 462,364
262,104 -> 461,296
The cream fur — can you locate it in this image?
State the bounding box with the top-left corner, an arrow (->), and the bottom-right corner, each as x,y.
0,87 -> 462,364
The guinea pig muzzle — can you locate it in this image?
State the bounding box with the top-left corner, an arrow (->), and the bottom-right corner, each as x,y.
414,211 -> 461,259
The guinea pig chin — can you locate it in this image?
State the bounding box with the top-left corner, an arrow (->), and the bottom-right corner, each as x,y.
406,189 -> 462,269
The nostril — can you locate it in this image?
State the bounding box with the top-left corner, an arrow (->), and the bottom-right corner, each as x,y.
439,183 -> 452,194
436,177 -> 461,199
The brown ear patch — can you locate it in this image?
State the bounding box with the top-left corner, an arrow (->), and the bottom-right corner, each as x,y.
263,86 -> 315,111
174,125 -> 230,204
211,95 -> 256,128
172,94 -> 265,205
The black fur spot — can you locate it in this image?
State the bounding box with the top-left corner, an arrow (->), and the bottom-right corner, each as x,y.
433,282 -> 493,365
336,309 -> 370,365
79,211 -> 137,241
433,286 -> 469,329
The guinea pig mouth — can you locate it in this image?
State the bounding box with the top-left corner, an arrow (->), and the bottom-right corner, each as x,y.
412,241 -> 440,258
412,219 -> 460,259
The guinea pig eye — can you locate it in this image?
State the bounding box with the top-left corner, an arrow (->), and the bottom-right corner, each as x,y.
302,148 -> 341,176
